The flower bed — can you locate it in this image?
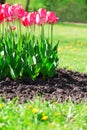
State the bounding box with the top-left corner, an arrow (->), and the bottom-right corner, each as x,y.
0,3 -> 59,80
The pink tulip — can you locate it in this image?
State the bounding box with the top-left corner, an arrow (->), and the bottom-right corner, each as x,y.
1,4 -> 10,18
27,12 -> 36,25
24,11 -> 29,17
10,4 -> 25,20
35,12 -> 48,25
47,11 -> 59,24
38,8 -> 47,19
35,13 -> 41,25
0,4 -> 15,22
0,3 -> 59,27
37,8 -> 48,25
7,5 -> 14,17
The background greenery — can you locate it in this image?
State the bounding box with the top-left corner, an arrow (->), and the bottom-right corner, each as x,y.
6,0 -> 87,23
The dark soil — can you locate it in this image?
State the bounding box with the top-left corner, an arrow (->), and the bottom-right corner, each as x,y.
0,68 -> 87,103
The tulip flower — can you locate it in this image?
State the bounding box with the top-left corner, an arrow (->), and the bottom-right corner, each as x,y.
38,8 -> 47,19
35,13 -> 41,25
46,11 -> 59,46
0,4 -> 2,11
27,12 -> 36,25
1,4 -> 10,18
10,4 -> 25,20
0,12 -> 4,23
21,16 -> 30,26
37,8 -> 48,25
47,11 -> 59,24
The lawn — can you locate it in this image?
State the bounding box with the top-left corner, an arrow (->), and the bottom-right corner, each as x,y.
55,23 -> 87,73
0,98 -> 87,130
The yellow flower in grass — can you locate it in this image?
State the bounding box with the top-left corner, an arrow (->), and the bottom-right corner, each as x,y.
41,115 -> 48,121
32,108 -> 39,113
28,105 -> 33,109
56,112 -> 61,116
53,101 -> 58,105
58,47 -> 62,51
48,123 -> 55,127
0,104 -> 3,109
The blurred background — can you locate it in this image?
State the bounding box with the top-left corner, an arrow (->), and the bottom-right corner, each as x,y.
0,0 -> 86,23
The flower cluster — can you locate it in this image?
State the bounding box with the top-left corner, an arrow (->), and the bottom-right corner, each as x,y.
0,3 -> 59,80
0,3 -> 59,26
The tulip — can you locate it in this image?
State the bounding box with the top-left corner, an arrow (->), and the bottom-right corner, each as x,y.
11,4 -> 25,20
21,16 -> 30,26
1,4 -> 10,18
0,12 -> 4,23
27,12 -> 36,25
35,13 -> 41,25
38,8 -> 48,25
0,4 -> 2,11
46,11 -> 59,46
38,8 -> 47,19
47,11 -> 59,24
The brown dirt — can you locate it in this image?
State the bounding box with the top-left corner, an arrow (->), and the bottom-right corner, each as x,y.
0,68 -> 87,103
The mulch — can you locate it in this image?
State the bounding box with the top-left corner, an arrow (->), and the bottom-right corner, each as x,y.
0,68 -> 87,103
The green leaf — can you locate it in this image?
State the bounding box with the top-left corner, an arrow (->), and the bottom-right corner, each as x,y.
9,65 -> 16,79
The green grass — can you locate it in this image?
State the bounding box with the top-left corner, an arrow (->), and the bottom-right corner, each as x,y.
53,23 -> 87,73
0,98 -> 87,130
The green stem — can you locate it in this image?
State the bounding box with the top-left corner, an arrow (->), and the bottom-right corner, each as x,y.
18,20 -> 21,36
51,24 -> 53,47
41,25 -> 44,39
20,21 -> 22,36
2,22 -> 5,35
48,24 -> 50,42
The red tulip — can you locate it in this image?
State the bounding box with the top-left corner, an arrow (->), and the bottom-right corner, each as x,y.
0,4 -> 2,11
0,12 -> 4,23
10,4 -> 25,20
21,16 -> 30,27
